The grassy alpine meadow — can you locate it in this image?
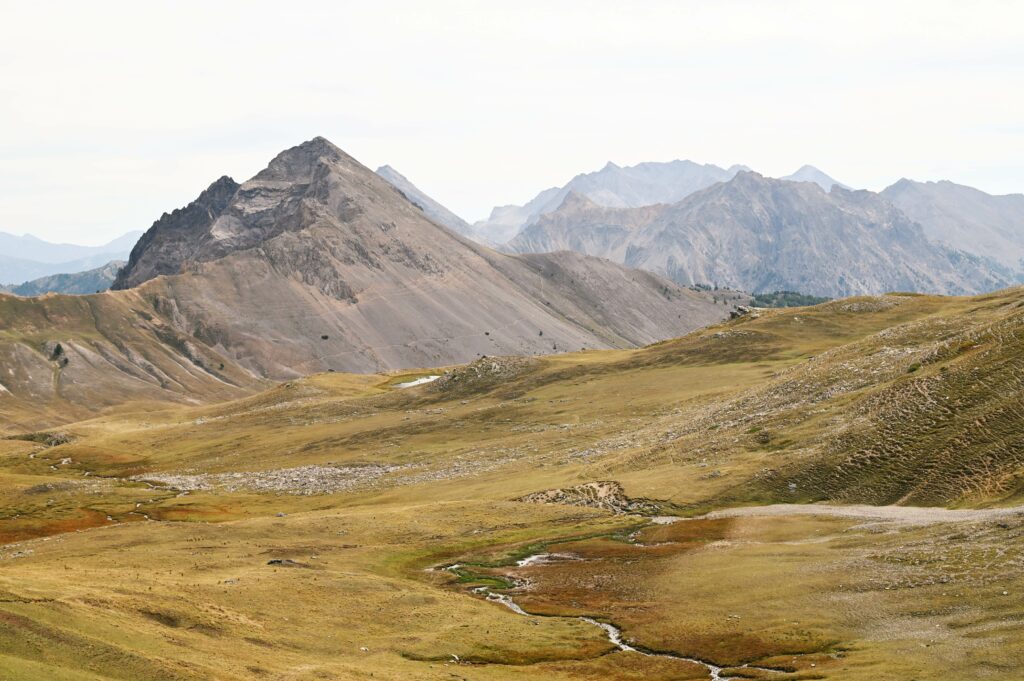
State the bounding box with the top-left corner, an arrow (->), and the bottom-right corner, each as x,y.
2,290 -> 1024,679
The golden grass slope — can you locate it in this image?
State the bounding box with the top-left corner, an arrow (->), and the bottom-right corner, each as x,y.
2,288 -> 1024,679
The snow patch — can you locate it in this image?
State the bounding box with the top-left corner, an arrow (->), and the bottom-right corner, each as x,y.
394,375 -> 440,389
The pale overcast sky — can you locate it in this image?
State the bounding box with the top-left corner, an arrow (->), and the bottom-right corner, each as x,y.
2,1 -> 1023,245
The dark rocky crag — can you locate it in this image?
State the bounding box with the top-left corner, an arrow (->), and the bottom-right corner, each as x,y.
112,176 -> 240,289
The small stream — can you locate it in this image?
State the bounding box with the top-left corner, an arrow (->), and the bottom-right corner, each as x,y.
446,554 -> 786,680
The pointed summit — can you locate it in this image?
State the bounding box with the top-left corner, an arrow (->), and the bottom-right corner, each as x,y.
254,136 -> 358,183
780,165 -> 848,191
112,175 -> 239,289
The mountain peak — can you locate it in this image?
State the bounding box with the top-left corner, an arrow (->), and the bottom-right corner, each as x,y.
781,165 -> 847,191
208,175 -> 239,192
255,136 -> 354,183
111,174 -> 240,290
731,169 -> 767,185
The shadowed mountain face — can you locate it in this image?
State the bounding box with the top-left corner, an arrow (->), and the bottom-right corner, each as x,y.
111,176 -> 243,290
882,179 -> 1024,273
508,172 -> 1010,297
0,138 -> 736,425
475,159 -> 747,244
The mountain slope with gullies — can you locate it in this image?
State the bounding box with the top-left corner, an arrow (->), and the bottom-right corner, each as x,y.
114,138 -> 734,377
881,178 -> 1024,273
0,290 -> 263,432
509,171 -> 1010,297
0,138 -> 734,424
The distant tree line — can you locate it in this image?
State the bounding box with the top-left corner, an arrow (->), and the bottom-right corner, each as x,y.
751,290 -> 831,308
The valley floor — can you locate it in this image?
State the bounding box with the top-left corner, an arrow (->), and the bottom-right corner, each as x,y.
2,290 -> 1024,680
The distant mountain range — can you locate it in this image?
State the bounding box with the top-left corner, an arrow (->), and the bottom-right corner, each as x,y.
3,260 -> 125,296
0,231 -> 140,285
380,159 -> 1021,296
10,153 -> 1024,302
507,172 -> 1009,297
110,137 -> 731,374
781,165 -> 848,191
471,159 -> 752,244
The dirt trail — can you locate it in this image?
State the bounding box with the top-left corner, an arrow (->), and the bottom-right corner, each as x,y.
702,503 -> 1024,524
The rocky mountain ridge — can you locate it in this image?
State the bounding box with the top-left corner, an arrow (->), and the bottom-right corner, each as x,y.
375,164 -> 479,240
507,171 -> 1010,297
474,159 -> 749,244
0,137 -> 738,425
882,178 -> 1024,272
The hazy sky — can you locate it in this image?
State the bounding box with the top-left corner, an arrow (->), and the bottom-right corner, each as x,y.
2,1 -> 1023,245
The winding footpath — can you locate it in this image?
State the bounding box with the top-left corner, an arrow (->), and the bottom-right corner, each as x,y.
702,503 -> 1024,525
